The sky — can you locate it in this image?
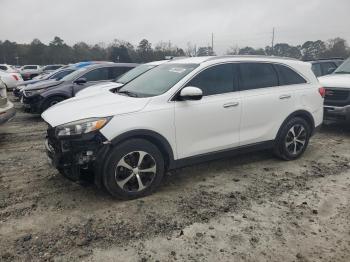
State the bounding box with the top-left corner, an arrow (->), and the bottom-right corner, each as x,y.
2,0 -> 350,54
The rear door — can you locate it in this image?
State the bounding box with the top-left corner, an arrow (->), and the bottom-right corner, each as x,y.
238,62 -> 302,145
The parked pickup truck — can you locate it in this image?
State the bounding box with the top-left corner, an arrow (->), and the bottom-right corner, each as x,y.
319,57 -> 350,123
0,77 -> 16,125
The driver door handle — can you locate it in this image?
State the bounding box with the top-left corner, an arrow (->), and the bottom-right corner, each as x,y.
223,102 -> 239,108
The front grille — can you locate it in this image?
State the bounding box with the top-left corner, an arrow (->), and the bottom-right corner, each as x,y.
325,89 -> 349,101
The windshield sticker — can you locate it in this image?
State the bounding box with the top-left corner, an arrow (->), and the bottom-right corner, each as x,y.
168,68 -> 187,74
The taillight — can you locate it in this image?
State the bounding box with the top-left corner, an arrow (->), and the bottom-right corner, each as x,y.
12,74 -> 19,81
318,87 -> 326,98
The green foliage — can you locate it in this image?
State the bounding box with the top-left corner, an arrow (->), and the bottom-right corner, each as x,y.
0,37 -> 185,65
0,36 -> 349,65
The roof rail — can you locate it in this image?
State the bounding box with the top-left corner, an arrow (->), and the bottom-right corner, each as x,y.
205,55 -> 299,62
303,57 -> 344,62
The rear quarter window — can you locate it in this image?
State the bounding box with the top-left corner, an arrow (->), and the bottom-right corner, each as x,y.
274,64 -> 307,85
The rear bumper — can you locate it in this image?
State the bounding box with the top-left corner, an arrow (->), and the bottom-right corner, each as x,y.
0,105 -> 16,125
324,105 -> 350,122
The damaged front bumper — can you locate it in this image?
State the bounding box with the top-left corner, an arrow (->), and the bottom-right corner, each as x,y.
45,127 -> 110,186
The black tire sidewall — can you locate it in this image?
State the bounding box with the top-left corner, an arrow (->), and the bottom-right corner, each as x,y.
275,117 -> 311,160
102,138 -> 165,199
42,96 -> 65,112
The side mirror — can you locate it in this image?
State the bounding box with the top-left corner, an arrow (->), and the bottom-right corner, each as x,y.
74,78 -> 87,84
179,86 -> 203,101
327,67 -> 336,74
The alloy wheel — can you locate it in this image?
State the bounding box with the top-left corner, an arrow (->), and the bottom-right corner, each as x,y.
114,151 -> 157,193
285,124 -> 307,155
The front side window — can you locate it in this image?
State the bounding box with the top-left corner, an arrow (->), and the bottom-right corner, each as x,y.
83,67 -> 109,82
186,63 -> 236,96
109,67 -> 132,79
274,64 -> 306,85
0,66 -> 7,71
239,63 -> 278,90
119,63 -> 198,97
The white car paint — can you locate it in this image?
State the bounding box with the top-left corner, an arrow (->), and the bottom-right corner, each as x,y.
319,74 -> 350,89
0,70 -> 23,89
42,56 -> 323,161
75,60 -> 169,98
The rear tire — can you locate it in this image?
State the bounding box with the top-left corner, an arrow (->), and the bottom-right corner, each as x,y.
102,138 -> 165,200
274,117 -> 311,160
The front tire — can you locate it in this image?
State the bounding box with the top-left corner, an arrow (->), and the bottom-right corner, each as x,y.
102,139 -> 165,200
274,117 -> 311,160
41,96 -> 65,112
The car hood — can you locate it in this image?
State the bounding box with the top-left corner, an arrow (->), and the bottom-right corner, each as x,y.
25,79 -> 63,91
318,74 -> 350,89
76,81 -> 122,97
41,92 -> 151,127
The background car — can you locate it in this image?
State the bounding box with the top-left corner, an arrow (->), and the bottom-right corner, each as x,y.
13,67 -> 76,98
20,65 -> 42,80
319,57 -> 350,123
0,69 -> 23,90
41,64 -> 64,74
0,64 -> 19,73
22,62 -> 138,113
308,58 -> 344,77
0,77 -> 16,125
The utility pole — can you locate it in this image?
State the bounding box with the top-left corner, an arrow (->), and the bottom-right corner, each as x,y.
211,33 -> 214,54
271,27 -> 275,56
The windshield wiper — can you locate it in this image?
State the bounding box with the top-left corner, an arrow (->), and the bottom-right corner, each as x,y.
117,90 -> 138,97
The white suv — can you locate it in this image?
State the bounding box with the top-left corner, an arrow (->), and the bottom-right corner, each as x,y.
42,56 -> 324,199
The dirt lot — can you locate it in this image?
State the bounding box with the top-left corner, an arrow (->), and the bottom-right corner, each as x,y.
0,96 -> 350,262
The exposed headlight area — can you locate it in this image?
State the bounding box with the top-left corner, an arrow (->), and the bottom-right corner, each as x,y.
24,88 -> 46,97
55,117 -> 112,138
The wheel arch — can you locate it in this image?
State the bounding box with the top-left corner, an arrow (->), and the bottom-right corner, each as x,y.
275,110 -> 316,141
109,129 -> 175,169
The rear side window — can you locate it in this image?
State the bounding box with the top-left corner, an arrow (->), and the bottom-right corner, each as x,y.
274,64 -> 306,85
320,62 -> 336,75
109,67 -> 132,79
311,63 -> 322,77
0,66 -> 7,71
239,63 -> 278,90
186,63 -> 236,96
83,67 -> 109,82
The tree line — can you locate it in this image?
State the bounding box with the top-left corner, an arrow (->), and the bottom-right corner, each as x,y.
0,36 -> 349,65
227,37 -> 350,60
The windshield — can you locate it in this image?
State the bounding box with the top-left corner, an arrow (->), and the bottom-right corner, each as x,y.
118,63 -> 198,97
49,69 -> 75,80
116,64 -> 156,84
61,67 -> 89,81
334,58 -> 350,74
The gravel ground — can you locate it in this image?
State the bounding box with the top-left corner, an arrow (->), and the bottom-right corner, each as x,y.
0,95 -> 349,262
